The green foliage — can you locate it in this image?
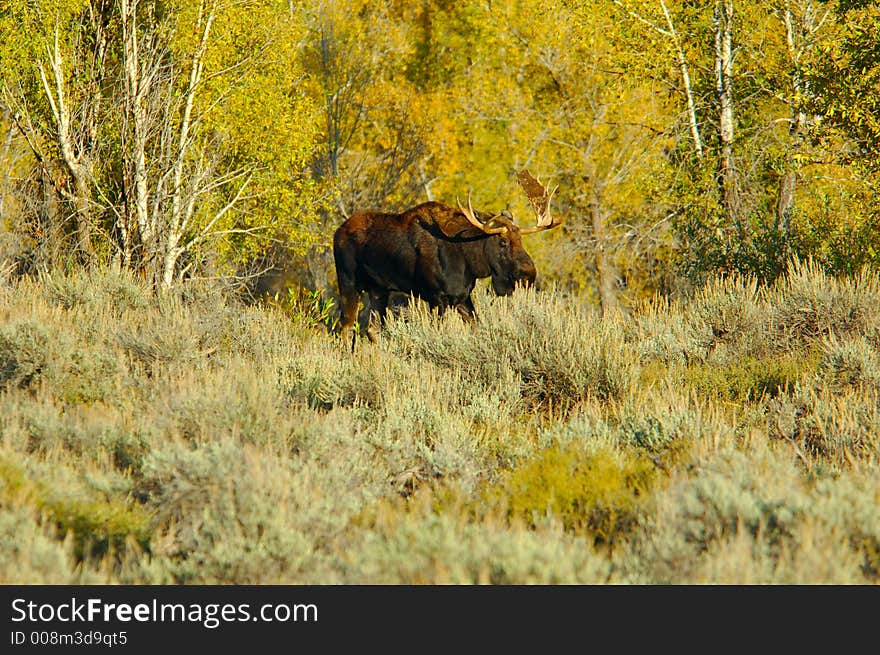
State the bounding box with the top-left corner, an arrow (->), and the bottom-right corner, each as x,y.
684,350 -> 820,402
0,455 -> 151,562
0,506 -> 108,584
613,0 -> 880,285
484,441 -> 656,545
271,286 -> 337,332
790,189 -> 880,276
40,495 -> 151,561
806,1 -> 880,176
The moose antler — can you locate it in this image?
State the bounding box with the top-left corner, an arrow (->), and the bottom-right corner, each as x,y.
457,193 -> 508,235
515,169 -> 561,235
455,171 -> 560,237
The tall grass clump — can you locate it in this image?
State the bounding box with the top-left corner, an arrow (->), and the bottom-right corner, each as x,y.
768,385 -> 880,467
41,268 -> 150,315
134,440 -> 319,583
685,274 -> 766,364
383,287 -> 637,409
0,321 -> 54,390
768,258 -> 880,349
815,333 -> 880,391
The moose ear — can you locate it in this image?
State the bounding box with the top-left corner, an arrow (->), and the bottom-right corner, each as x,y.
430,211 -> 487,238
484,217 -> 510,233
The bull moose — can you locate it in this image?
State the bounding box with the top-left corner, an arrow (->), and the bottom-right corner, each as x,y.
333,169 -> 561,346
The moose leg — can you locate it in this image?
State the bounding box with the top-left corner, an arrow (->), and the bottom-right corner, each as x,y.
455,296 -> 477,323
431,295 -> 475,323
366,291 -> 389,342
337,289 -> 361,351
334,240 -> 362,351
427,296 -> 446,316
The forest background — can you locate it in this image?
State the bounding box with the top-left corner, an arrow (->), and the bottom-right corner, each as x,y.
2,0 -> 879,308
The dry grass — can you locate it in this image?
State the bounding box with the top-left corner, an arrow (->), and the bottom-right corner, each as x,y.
0,263 -> 878,584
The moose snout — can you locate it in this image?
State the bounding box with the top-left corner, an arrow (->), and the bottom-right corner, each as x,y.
519,259 -> 537,287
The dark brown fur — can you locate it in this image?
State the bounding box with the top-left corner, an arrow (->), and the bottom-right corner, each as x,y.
333,201 -> 537,345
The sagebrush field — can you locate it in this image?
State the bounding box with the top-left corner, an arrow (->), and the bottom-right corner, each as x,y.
1,260 -> 878,584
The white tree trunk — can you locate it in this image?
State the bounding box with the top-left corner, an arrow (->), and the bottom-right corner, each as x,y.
162,0 -> 215,288
714,0 -> 737,228
613,1 -> 705,159
38,20 -> 96,263
775,0 -> 828,237
659,0 -> 704,159
591,189 -> 621,317
119,0 -> 220,288
120,0 -> 152,270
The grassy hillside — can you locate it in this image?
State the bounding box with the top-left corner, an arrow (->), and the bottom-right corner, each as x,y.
0,262 -> 878,584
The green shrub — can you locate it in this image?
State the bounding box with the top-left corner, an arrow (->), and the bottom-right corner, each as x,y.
341,490 -> 615,584
812,474 -> 880,581
684,349 -> 820,402
0,322 -> 53,390
634,318 -> 694,367
58,347 -> 125,404
0,506 -> 109,583
40,495 -> 152,560
0,455 -> 151,561
156,362 -> 301,449
116,318 -> 203,373
138,448 -> 300,583
42,268 -> 149,315
136,440 -> 343,583
270,286 -> 338,332
618,413 -> 691,460
0,321 -> 125,403
630,442 -> 879,583
1,398 -> 150,475
280,348 -> 387,410
483,441 -> 656,545
654,521 -> 867,584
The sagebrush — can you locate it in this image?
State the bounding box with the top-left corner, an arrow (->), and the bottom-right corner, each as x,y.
0,264 -> 878,583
